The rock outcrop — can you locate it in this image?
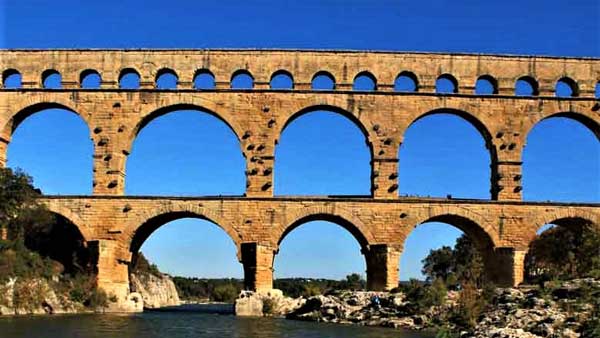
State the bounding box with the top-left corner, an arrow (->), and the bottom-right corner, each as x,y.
130,273 -> 180,309
0,277 -> 85,315
235,289 -> 305,317
234,279 -> 600,337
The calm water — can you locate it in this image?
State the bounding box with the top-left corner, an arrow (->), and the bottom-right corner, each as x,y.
0,312 -> 435,338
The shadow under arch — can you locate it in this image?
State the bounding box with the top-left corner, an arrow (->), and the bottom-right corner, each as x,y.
2,102 -> 91,141
276,104 -> 373,153
525,111 -> 600,142
129,103 -> 244,154
127,210 -> 243,265
277,213 -> 372,251
401,108 -> 497,199
43,203 -> 92,242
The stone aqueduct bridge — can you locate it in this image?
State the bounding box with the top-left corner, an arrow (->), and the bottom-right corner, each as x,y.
1,50 -> 599,307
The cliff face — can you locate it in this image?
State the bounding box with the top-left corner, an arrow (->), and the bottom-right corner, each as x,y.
0,278 -> 84,315
130,273 -> 180,309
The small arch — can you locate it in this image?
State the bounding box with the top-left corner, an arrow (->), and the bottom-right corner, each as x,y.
230,70 -> 254,89
193,69 -> 215,90
515,76 -> 539,96
311,71 -> 336,90
435,74 -> 458,94
270,70 -> 294,90
555,77 -> 579,97
155,68 -> 178,90
595,81 -> 600,98
2,69 -> 22,89
394,71 -> 418,92
353,71 -> 377,91
42,69 -> 61,89
119,68 -> 141,89
79,69 -> 101,89
475,75 -> 498,95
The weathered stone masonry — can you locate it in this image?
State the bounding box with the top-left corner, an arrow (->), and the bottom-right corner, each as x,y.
1,50 -> 599,309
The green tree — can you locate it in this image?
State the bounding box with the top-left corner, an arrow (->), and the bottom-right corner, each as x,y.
525,223 -> 600,282
422,235 -> 485,288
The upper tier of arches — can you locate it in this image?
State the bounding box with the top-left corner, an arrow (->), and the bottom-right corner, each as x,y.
1,50 -> 598,97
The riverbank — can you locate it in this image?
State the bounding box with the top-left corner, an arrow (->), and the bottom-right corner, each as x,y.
235,278 -> 600,337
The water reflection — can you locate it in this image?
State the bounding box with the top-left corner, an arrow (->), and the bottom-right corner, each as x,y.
0,312 -> 434,338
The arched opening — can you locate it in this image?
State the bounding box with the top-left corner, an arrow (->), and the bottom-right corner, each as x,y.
126,107 -> 245,196
80,69 -> 101,89
555,77 -> 579,97
515,76 -> 539,96
230,70 -> 253,89
400,215 -> 495,289
275,108 -> 371,195
270,70 -> 294,90
353,71 -> 376,91
129,214 -> 242,305
394,71 -> 418,92
7,105 -> 93,194
119,68 -> 140,89
435,74 -> 458,94
523,114 -> 599,203
2,69 -> 22,89
42,69 -> 61,89
311,71 -> 335,90
399,111 -> 493,199
525,218 -> 599,283
596,81 -> 600,98
155,68 -> 178,90
274,216 -> 367,295
193,69 -> 215,90
475,75 -> 497,95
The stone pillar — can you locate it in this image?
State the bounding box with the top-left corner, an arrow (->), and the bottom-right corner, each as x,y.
488,247 -> 526,287
93,150 -> 127,195
364,244 -> 401,291
371,157 -> 399,198
491,161 -> 523,201
0,138 -> 8,167
241,243 -> 274,292
95,240 -> 143,312
95,240 -> 129,300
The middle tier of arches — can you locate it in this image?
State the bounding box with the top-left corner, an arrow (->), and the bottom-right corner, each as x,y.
1,91 -> 598,201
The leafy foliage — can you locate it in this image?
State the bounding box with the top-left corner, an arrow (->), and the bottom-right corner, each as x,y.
525,223 -> 600,283
131,253 -> 161,277
422,234 -> 484,289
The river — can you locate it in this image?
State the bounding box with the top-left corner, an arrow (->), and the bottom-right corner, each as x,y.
0,310 -> 435,338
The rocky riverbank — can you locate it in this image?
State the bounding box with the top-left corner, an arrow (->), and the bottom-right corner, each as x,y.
235,279 -> 600,337
0,277 -> 97,315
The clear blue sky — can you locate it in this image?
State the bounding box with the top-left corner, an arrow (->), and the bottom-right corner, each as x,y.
2,0 -> 599,280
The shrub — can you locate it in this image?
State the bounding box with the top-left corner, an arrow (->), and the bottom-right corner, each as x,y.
13,279 -> 46,312
88,288 -> 108,309
211,284 -> 239,303
262,297 -> 277,316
